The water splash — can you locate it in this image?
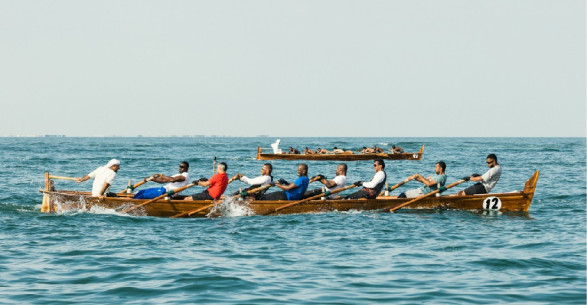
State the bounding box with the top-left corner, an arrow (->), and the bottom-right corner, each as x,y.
208,197 -> 254,217
50,196 -> 131,217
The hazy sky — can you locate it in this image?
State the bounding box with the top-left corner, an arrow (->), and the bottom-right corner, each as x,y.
1,1 -> 584,137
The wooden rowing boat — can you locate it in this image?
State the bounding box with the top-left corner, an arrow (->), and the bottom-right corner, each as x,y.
256,145 -> 425,161
40,171 -> 539,217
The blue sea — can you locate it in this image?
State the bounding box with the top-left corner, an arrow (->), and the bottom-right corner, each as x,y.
0,137 -> 585,304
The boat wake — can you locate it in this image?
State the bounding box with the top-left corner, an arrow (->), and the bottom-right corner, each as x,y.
208,197 -> 254,217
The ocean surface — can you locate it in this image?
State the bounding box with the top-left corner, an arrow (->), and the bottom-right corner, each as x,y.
0,137 -> 585,304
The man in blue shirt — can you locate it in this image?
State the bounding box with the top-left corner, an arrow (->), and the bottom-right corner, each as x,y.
398,161 -> 447,198
260,164 -> 309,200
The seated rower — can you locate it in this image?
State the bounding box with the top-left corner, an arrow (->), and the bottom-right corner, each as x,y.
316,148 -> 330,154
373,146 -> 384,153
360,147 -> 375,153
388,145 -> 404,154
457,154 -> 502,196
260,163 -> 309,200
398,161 -> 447,198
303,147 -> 315,154
133,161 -> 190,199
345,159 -> 387,199
304,163 -> 347,199
184,162 -> 229,200
288,147 -> 301,154
332,147 -> 344,154
231,163 -> 273,199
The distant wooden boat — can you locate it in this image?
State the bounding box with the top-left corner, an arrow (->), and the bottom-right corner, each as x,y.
256,145 -> 425,161
40,171 -> 539,217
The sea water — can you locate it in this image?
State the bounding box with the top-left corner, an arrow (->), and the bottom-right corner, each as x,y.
0,137 -> 585,304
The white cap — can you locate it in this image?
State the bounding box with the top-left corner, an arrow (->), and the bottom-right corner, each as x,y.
106,159 -> 120,167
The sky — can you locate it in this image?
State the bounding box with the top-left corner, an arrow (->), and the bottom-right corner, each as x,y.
0,0 -> 585,137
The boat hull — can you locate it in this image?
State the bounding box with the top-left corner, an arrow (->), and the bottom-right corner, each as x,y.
41,171 -> 539,217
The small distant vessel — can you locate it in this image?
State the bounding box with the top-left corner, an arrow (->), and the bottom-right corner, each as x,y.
40,171 -> 539,218
256,145 -> 425,161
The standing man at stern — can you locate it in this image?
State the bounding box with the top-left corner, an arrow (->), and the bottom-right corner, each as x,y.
76,159 -> 121,198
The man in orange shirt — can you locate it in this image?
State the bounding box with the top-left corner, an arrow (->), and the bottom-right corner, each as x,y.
184,162 -> 229,200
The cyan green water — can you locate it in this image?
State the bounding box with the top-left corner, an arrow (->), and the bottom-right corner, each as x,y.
0,137 -> 585,304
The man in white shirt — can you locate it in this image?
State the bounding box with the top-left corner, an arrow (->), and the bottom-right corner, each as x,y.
345,159 -> 387,199
133,161 -> 190,199
232,163 -> 273,199
76,159 -> 120,197
304,163 -> 348,199
457,154 -> 502,196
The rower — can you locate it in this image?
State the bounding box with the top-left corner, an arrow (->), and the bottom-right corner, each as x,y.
288,147 -> 301,154
304,163 -> 347,199
345,159 -> 387,199
133,161 -> 190,199
373,146 -> 384,153
457,154 -> 502,196
398,161 -> 446,198
76,159 -> 120,198
231,163 -> 273,199
184,162 -> 229,200
260,163 -> 309,200
389,145 -> 404,154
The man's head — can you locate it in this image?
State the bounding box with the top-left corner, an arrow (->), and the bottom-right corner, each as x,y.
262,163 -> 273,175
373,159 -> 385,171
486,154 -> 498,168
179,161 -> 189,173
106,159 -> 120,172
217,162 -> 227,173
435,161 -> 446,174
297,163 -> 308,176
336,163 -> 348,176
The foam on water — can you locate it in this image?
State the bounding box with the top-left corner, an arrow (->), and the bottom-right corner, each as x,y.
208,197 -> 255,217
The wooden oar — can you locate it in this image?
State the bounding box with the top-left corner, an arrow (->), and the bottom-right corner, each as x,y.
122,181 -> 199,214
170,183 -> 273,218
49,175 -> 77,181
378,175 -> 416,196
385,179 -> 467,213
262,184 -> 357,216
212,156 -> 216,175
118,175 -> 158,194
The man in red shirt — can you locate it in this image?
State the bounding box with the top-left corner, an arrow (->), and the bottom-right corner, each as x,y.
184,162 -> 229,200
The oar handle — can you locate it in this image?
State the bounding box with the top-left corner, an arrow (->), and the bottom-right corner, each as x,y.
264,184 -> 357,216
231,183 -> 273,199
123,181 -> 199,214
379,175 -> 415,196
387,179 -> 466,212
119,175 -> 158,194
228,174 -> 239,184
49,175 -> 77,181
